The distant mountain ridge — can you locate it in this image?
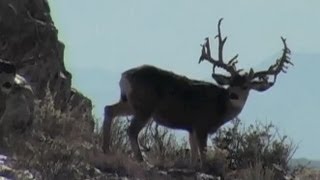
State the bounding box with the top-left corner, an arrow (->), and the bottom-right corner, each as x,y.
290,158 -> 320,169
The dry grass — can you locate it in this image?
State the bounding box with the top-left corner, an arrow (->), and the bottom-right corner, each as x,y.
2,91 -> 98,179
294,168 -> 320,180
235,163 -> 275,180
1,90 -> 172,179
0,90 -> 308,179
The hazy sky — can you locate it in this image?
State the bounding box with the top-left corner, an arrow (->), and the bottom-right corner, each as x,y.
49,0 -> 319,72
48,1 -> 320,159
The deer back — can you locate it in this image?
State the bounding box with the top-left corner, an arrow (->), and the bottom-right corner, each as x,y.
122,65 -> 230,131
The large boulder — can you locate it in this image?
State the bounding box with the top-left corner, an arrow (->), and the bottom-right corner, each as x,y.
0,0 -> 94,131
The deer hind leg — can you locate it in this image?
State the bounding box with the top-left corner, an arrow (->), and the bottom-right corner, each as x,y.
128,114 -> 150,162
102,100 -> 132,153
195,130 -> 208,168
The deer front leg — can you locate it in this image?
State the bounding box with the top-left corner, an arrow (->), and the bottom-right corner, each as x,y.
197,132 -> 208,168
128,115 -> 149,162
194,130 -> 208,169
189,131 -> 199,166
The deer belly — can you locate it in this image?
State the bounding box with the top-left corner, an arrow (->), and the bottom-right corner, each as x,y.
152,113 -> 193,131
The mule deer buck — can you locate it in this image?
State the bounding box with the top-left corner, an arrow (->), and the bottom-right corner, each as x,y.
102,18 -> 292,167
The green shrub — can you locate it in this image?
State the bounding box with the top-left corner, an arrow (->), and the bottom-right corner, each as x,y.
212,118 -> 297,179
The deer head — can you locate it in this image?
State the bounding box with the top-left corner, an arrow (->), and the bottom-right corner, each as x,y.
199,18 -> 292,106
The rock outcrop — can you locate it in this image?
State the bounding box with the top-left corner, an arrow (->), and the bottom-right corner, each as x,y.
0,60 -> 34,146
0,0 -> 94,131
0,61 -> 34,140
0,154 -> 36,180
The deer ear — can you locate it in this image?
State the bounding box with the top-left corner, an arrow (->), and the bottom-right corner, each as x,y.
212,74 -> 231,86
250,81 -> 274,92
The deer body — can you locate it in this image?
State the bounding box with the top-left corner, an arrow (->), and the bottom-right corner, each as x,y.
122,65 -> 247,131
103,65 -> 250,165
102,18 -> 292,167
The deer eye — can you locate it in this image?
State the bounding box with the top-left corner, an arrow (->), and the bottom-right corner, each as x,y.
229,92 -> 239,100
242,86 -> 248,90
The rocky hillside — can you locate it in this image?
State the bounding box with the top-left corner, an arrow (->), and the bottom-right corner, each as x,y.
0,0 -> 94,131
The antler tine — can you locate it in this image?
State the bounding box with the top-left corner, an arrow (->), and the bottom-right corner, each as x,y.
216,18 -> 226,64
198,18 -> 239,76
251,37 -> 293,84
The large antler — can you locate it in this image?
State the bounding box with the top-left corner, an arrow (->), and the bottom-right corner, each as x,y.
199,18 -> 240,77
249,37 -> 293,88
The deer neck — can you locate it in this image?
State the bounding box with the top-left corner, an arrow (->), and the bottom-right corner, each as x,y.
223,89 -> 250,121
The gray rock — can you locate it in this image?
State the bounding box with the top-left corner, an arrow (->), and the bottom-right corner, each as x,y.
0,154 -> 36,180
0,74 -> 34,134
0,60 -> 34,142
0,0 -> 94,132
